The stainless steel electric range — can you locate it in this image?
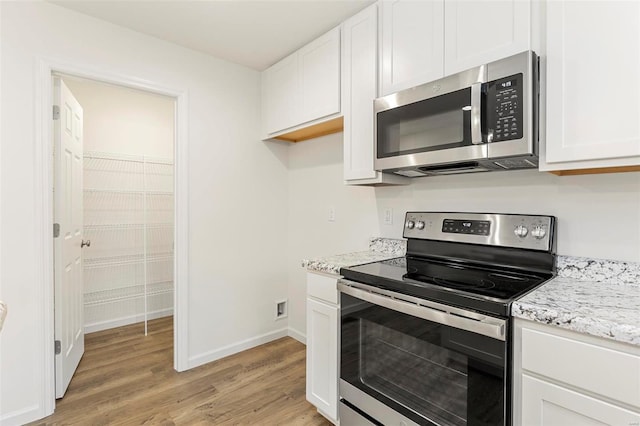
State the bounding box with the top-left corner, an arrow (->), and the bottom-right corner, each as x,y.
338,212 -> 556,426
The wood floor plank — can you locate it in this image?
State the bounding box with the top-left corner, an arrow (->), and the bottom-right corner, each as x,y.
29,318 -> 330,425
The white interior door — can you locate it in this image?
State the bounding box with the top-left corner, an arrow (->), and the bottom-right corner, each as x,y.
54,77 -> 85,398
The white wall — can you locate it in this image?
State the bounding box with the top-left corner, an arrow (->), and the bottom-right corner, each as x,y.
287,132 -> 640,338
287,133 -> 380,338
64,77 -> 175,158
0,2 -> 289,424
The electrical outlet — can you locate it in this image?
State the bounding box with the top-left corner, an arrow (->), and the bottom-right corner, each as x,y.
328,207 -> 336,222
384,208 -> 393,225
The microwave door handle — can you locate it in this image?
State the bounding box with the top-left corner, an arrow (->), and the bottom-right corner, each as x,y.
470,82 -> 482,144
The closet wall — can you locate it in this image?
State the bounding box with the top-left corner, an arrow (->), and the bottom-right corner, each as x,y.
64,77 -> 175,333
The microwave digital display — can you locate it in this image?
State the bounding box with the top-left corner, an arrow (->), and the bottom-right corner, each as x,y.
500,79 -> 517,89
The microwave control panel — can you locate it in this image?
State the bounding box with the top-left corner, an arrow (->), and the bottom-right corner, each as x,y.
486,73 -> 524,142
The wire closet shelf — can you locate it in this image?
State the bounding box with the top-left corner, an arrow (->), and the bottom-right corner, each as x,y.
83,151 -> 174,336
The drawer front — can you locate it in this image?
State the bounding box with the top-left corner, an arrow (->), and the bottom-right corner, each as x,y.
340,401 -> 376,426
521,327 -> 640,408
307,272 -> 339,304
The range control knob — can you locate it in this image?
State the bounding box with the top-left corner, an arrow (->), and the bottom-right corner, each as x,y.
514,225 -> 529,238
405,220 -> 415,229
415,221 -> 425,230
531,226 -> 547,239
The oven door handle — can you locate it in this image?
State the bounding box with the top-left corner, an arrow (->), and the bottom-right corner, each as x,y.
338,282 -> 506,341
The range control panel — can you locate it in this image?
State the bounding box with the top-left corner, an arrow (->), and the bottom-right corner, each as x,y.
442,219 -> 491,236
403,212 -> 555,252
486,73 -> 524,142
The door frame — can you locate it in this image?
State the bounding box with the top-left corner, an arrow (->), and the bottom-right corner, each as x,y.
35,57 -> 190,415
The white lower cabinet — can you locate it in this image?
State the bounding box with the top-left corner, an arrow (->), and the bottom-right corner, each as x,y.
521,374 -> 640,425
514,319 -> 640,425
306,272 -> 339,424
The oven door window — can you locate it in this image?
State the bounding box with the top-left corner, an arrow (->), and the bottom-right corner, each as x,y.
376,88 -> 473,158
341,293 -> 506,426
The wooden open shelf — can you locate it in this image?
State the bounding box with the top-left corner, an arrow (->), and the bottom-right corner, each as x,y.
273,117 -> 344,143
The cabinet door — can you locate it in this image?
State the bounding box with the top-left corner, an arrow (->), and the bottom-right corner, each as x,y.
444,0 -> 530,75
343,4 -> 379,181
306,297 -> 338,422
299,26 -> 341,124
380,0 -> 444,96
263,53 -> 300,134
521,374 -> 640,425
545,1 -> 640,165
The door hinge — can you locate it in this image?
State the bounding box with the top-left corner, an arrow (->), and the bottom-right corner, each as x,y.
53,105 -> 60,120
53,223 -> 60,238
54,340 -> 61,355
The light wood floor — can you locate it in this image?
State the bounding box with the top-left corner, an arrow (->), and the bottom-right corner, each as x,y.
30,317 -> 331,425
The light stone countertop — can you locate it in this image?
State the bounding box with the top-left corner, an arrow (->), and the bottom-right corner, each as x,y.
302,240 -> 640,346
513,277 -> 640,345
513,256 -> 640,346
301,237 -> 406,275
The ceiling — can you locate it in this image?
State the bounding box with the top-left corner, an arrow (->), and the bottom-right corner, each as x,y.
51,0 -> 374,71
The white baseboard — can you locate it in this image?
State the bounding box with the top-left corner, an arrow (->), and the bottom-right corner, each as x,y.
0,404 -> 42,426
288,327 -> 306,344
187,327 -> 288,370
84,308 -> 173,334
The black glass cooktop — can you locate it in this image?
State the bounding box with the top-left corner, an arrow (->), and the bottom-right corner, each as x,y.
340,256 -> 551,317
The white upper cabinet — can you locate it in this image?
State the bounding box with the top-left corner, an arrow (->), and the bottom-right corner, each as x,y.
444,0 -> 530,75
262,53 -> 299,135
343,4 -> 407,185
343,4 -> 379,181
380,0 -> 445,96
299,27 -> 341,125
380,0 -> 532,96
262,26 -> 341,137
542,1 -> 640,170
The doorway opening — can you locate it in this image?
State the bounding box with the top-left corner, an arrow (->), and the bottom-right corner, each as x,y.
50,72 -> 179,401
37,59 -> 189,416
62,75 -> 175,334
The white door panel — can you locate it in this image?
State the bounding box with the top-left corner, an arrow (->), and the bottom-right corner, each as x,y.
54,77 -> 85,398
545,0 -> 640,164
521,374 -> 640,425
299,26 -> 341,123
380,0 -> 445,96
306,297 -> 338,422
444,0 -> 530,75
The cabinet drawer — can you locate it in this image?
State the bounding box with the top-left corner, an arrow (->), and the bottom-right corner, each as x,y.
521,327 -> 640,408
307,272 -> 339,304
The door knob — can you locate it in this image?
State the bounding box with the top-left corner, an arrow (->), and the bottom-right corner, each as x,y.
81,239 -> 91,248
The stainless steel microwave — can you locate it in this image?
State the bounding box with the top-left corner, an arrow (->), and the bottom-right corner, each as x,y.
375,51 -> 539,177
